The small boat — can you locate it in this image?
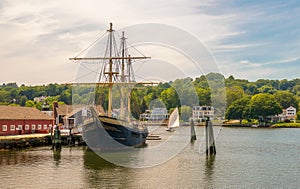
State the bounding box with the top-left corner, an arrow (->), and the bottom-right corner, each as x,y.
165,107 -> 180,131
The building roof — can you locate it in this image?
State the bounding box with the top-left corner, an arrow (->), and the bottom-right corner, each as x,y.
0,106 -> 53,120
56,104 -> 73,116
286,106 -> 296,111
56,104 -> 106,117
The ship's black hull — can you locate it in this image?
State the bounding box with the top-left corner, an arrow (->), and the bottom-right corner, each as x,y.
81,113 -> 148,151
99,116 -> 148,147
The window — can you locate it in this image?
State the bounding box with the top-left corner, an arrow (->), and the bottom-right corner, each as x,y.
10,125 -> 15,131
32,124 -> 36,130
2,125 -> 7,132
17,125 -> 22,130
25,124 -> 29,130
38,124 -> 42,130
43,124 -> 47,129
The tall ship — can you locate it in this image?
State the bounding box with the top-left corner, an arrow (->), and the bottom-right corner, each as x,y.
70,23 -> 152,148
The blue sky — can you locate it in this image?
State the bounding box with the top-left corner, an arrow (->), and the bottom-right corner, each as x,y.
0,0 -> 299,85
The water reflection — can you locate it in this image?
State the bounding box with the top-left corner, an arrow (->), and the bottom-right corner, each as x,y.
203,155 -> 216,188
205,155 -> 215,176
53,149 -> 61,166
83,148 -> 116,170
82,148 -> 131,188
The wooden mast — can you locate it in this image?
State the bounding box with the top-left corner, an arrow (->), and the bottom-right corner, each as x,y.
107,23 -> 113,117
127,55 -> 132,122
120,31 -> 126,119
69,23 -> 151,118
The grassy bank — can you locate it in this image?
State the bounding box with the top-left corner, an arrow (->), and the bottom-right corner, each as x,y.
271,122 -> 300,128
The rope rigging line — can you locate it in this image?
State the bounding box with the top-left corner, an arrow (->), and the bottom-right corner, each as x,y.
114,31 -> 148,58
74,30 -> 108,58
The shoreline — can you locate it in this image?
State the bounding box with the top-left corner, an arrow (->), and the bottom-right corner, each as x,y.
222,124 -> 300,128
0,133 -> 85,150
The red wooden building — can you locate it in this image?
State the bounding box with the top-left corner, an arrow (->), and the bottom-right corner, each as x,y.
0,106 -> 53,136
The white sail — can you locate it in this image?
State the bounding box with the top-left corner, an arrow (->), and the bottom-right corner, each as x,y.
168,107 -> 180,128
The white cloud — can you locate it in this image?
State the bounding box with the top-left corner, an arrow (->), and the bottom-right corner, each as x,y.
1,0 -> 299,85
0,0 -> 238,85
261,57 -> 300,65
239,60 -> 261,68
238,56 -> 300,68
213,43 -> 265,52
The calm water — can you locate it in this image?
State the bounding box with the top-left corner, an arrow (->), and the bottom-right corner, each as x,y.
1,127 -> 300,188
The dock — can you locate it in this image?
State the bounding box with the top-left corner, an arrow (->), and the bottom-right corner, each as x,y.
146,135 -> 161,140
0,133 -> 85,150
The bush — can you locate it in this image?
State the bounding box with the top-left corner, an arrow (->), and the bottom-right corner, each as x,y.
242,119 -> 248,124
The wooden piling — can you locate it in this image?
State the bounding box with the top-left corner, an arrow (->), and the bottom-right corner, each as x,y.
191,119 -> 196,141
205,117 -> 216,156
52,127 -> 62,150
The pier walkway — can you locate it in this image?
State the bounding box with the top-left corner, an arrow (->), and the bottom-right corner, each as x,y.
0,133 -> 84,150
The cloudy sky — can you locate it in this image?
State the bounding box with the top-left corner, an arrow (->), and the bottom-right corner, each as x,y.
0,0 -> 299,85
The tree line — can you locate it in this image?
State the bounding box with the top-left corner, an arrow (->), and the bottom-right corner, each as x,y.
1,73 -> 300,122
0,83 -> 72,109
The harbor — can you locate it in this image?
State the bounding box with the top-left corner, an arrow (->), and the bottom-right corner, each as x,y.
1,127 -> 300,188
1,0 -> 300,188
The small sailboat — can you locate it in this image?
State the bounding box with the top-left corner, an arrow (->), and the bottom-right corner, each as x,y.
165,107 -> 180,131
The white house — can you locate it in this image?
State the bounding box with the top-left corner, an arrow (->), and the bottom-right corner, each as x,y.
192,106 -> 214,122
278,106 -> 297,122
140,108 -> 169,121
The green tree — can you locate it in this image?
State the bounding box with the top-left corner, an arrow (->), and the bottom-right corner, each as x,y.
274,91 -> 298,110
245,82 -> 257,95
225,75 -> 249,90
46,83 -> 59,96
171,78 -> 198,106
19,86 -> 35,100
19,96 -> 28,106
25,100 -> 35,107
256,79 -> 271,88
225,96 -> 251,123
156,82 -> 171,95
180,105 -> 192,122
193,75 -> 209,89
205,72 -> 225,89
292,85 -> 300,96
4,82 -> 18,88
250,94 -> 282,124
59,89 -> 72,104
226,86 -> 244,107
196,88 -> 211,106
0,90 -> 10,104
258,85 -> 276,94
279,79 -> 290,90
160,87 -> 179,110
130,89 -> 147,119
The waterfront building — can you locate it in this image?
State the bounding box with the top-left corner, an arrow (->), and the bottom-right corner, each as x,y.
192,106 -> 214,122
53,103 -> 105,130
278,106 -> 297,121
140,108 -> 169,121
0,106 -> 53,136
